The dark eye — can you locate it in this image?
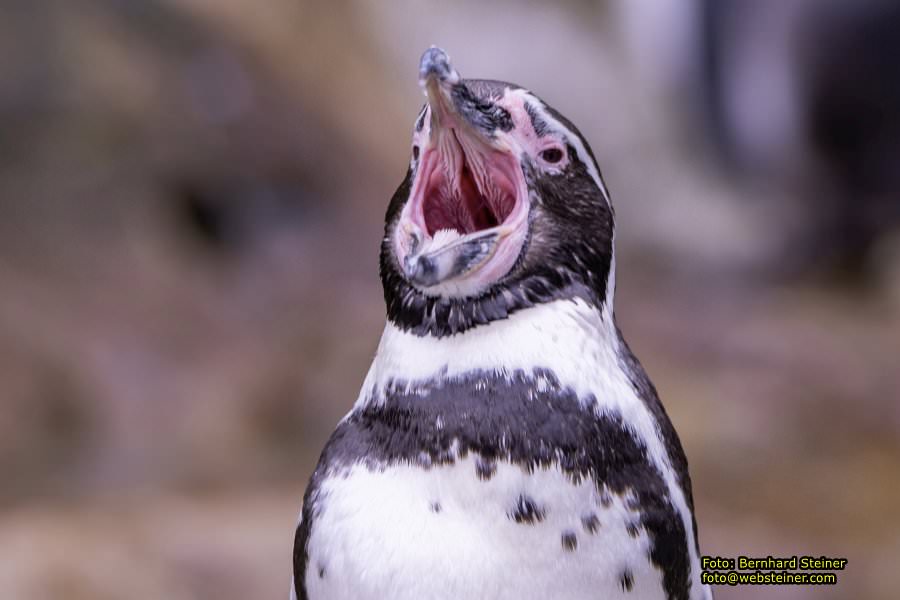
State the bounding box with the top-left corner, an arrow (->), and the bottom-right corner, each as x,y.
412,145 -> 420,160
540,147 -> 564,163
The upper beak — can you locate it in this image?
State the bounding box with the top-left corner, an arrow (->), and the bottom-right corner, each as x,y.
418,46 -> 497,147
418,46 -> 461,131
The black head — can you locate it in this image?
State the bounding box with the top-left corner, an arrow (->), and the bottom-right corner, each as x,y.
381,47 -> 614,337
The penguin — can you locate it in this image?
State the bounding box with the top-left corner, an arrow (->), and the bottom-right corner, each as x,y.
292,46 -> 712,600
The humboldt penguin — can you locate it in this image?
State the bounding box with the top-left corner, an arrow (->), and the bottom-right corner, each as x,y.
292,46 -> 711,600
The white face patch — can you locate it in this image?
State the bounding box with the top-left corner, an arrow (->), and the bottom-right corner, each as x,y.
491,89 -> 573,175
516,90 -> 612,205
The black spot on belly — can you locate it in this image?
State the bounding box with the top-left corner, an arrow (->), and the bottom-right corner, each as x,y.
430,501 -> 442,513
620,568 -> 634,592
509,494 -> 545,524
626,520 -> 641,538
475,457 -> 497,480
561,530 -> 578,551
581,513 -> 600,534
599,489 -> 613,508
317,563 -> 326,579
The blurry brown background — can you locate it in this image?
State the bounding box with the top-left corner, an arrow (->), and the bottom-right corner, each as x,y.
1,1 -> 898,599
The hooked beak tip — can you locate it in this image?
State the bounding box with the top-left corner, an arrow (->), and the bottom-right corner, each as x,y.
418,46 -> 460,90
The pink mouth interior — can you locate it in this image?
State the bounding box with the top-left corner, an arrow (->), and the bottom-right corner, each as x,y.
420,135 -> 518,236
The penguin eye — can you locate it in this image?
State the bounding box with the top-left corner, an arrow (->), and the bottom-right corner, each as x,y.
539,147 -> 564,164
412,145 -> 420,160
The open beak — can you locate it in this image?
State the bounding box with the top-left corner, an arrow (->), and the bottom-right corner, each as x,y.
396,47 -> 529,296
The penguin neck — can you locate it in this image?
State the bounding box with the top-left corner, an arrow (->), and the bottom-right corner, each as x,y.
379,229 -> 616,339
354,296 -> 626,410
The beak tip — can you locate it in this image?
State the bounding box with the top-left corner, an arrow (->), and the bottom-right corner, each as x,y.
418,46 -> 460,88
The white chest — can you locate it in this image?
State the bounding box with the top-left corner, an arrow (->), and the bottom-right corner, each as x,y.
304,455 -> 666,600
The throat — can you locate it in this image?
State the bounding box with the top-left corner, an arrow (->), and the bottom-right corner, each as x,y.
356,298 -> 621,410
420,134 -> 516,236
459,163 -> 499,232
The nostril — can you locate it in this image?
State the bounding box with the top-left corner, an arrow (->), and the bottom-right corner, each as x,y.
412,145 -> 420,160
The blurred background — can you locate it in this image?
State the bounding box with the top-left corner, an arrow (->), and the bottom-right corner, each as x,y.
1,1 -> 898,598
